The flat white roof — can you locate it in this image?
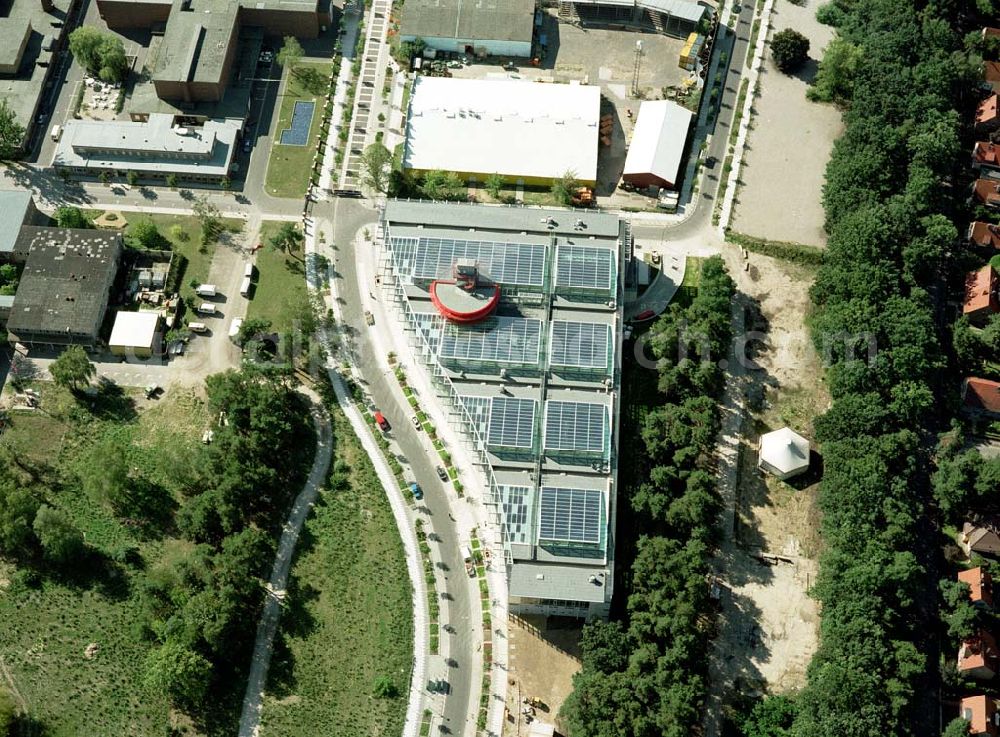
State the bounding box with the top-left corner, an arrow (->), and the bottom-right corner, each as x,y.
623,100 -> 694,188
403,77 -> 600,183
109,310 -> 160,349
54,114 -> 240,176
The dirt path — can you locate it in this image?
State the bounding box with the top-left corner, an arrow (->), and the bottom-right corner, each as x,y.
237,389 -> 333,737
702,250 -> 824,732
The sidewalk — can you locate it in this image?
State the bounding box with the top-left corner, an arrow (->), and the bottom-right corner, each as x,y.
317,7 -> 362,197
718,0 -> 776,233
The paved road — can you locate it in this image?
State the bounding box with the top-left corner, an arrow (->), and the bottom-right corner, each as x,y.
315,196 -> 478,735
238,391 -> 334,737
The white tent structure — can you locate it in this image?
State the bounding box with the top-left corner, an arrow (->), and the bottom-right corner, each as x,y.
757,427 -> 810,480
622,100 -> 694,190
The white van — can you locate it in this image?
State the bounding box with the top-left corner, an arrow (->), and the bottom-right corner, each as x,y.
240,276 -> 251,297
196,303 -> 216,315
228,317 -> 243,343
188,321 -> 208,333
50,124 -> 61,141
195,284 -> 217,297
244,263 -> 254,279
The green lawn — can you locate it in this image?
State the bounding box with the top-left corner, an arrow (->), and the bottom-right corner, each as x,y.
246,221 -> 312,337
135,214 -> 241,306
673,256 -> 705,308
261,407 -> 412,737
0,386 -> 211,736
265,62 -> 333,199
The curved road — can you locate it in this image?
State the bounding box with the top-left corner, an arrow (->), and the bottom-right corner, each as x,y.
238,391 -> 333,737
315,197 -> 479,736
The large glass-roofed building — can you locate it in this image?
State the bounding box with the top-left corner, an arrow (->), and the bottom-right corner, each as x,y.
380,200 -> 628,619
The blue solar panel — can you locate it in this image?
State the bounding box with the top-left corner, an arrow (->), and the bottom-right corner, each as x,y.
279,100 -> 315,146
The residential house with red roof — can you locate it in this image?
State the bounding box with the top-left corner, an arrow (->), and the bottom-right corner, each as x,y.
973,179 -> 1000,209
961,695 -> 1000,736
960,567 -> 995,610
985,61 -> 1000,95
963,265 -> 1000,325
977,94 -> 1000,135
969,222 -> 1000,250
960,630 -> 1000,680
975,142 -> 1000,177
963,377 -> 1000,419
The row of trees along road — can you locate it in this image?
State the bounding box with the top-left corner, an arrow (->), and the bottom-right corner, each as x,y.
738,1 -> 994,736
559,257 -> 735,737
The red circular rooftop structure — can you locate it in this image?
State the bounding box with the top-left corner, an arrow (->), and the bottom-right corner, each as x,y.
429,259 -> 501,323
430,280 -> 501,323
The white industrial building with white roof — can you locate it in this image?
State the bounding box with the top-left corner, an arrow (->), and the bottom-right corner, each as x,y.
403,76 -> 601,187
622,99 -> 694,190
379,199 -> 629,619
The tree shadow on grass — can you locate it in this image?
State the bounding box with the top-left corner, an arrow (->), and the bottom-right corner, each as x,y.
77,382 -> 138,423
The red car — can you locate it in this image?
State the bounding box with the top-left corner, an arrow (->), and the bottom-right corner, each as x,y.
633,309 -> 656,322
374,410 -> 390,432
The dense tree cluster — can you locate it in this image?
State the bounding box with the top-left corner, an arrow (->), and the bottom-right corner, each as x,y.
134,368 -> 314,713
784,1 -> 981,735
560,257 -> 734,737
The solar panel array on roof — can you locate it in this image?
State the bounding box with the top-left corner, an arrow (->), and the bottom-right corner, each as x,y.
458,394 -> 491,433
544,400 -> 608,453
440,316 -> 543,365
555,245 -> 615,291
538,487 -> 603,544
501,485 -> 534,544
403,236 -> 547,286
550,321 -> 611,369
488,396 -> 537,449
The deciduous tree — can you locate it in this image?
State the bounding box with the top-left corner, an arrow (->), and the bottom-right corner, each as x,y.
770,29 -> 810,73
49,345 -> 96,390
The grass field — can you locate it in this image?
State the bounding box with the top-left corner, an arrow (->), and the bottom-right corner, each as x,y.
265,62 -> 332,200
260,407 -> 412,737
0,385 -> 212,736
246,221 -> 312,337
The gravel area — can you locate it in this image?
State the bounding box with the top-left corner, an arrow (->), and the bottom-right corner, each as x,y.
731,0 -> 843,247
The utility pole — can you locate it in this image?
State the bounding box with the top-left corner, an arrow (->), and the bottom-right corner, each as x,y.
631,39 -> 643,97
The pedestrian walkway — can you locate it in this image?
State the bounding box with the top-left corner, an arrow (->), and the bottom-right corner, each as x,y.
238,392 -> 333,737
340,0 -> 393,188
718,0 -> 776,233
317,8 -> 362,197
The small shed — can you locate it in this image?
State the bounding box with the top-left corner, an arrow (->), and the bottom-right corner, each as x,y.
757,427 -> 810,480
622,100 -> 694,190
109,310 -> 160,358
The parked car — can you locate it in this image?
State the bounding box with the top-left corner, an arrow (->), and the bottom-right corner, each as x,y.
436,465 -> 448,482
374,410 -> 390,432
196,303 -> 217,315
189,321 -> 208,333
633,309 -> 655,321
411,415 -> 422,430
365,310 -> 375,326
195,284 -> 217,297
409,482 -> 424,500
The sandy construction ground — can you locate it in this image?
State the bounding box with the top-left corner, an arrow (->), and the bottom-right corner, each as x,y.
731,0 -> 844,247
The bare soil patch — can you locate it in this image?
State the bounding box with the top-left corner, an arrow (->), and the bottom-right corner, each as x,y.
503,615 -> 582,737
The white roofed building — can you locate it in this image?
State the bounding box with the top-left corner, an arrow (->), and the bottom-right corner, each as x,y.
403,77 -> 601,187
757,427 -> 811,480
622,100 -> 694,190
109,311 -> 161,358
